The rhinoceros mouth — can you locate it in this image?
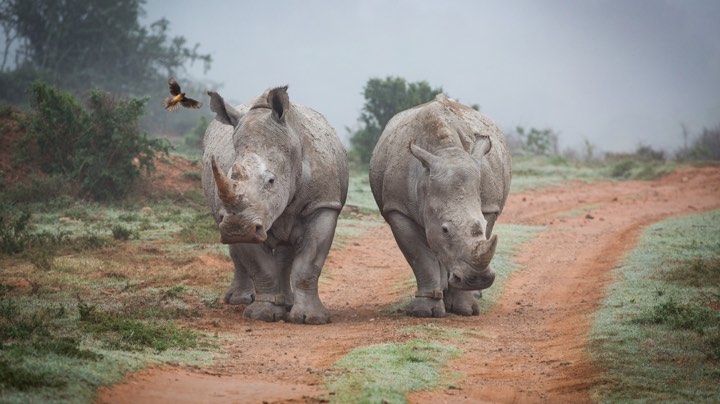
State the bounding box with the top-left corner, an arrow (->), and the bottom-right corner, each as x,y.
220,233 -> 266,244
218,221 -> 267,244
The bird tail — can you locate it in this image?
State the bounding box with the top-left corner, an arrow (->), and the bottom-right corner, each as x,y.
163,97 -> 180,111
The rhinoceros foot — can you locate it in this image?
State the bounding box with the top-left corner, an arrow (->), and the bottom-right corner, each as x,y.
243,302 -> 286,322
444,288 -> 480,316
406,297 -> 446,318
224,287 -> 255,305
287,298 -> 330,325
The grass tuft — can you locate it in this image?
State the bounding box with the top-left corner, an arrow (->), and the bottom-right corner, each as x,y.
77,300 -> 200,352
327,339 -> 461,403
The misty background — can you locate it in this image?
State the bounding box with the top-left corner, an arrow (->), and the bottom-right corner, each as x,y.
142,0 -> 720,154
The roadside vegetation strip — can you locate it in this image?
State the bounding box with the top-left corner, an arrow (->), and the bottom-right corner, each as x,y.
0,200 -> 230,402
590,209 -> 720,402
326,339 -> 461,403
0,295 -> 216,403
510,155 -> 676,192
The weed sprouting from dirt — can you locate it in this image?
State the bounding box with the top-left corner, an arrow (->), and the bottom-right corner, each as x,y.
662,258 -> 720,287
633,297 -> 719,334
326,339 -> 461,403
177,212 -> 217,244
77,298 -> 201,352
111,224 -> 137,240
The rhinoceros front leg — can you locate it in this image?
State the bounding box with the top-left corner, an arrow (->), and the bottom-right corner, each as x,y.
443,212 -> 498,316
233,244 -> 287,322
286,208 -> 338,325
444,287 -> 479,316
385,211 -> 446,318
224,245 -> 256,305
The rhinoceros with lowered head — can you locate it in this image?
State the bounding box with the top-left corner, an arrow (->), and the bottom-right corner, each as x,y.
369,94 -> 511,317
202,86 -> 348,324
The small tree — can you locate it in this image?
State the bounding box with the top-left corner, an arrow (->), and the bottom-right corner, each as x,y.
515,126 -> 559,156
349,77 -> 444,164
677,125 -> 720,161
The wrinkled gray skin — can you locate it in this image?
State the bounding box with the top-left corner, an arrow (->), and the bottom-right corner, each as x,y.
202,86 -> 348,324
369,94 -> 511,318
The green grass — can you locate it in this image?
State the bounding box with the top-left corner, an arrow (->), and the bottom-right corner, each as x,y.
590,209 -> 720,402
0,193 -> 229,402
326,339 -> 461,403
510,156 -> 677,192
0,295 -> 214,403
345,171 -> 379,214
401,325 -> 491,340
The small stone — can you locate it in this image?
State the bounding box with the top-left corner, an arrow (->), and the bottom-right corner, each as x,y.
585,213 -> 594,220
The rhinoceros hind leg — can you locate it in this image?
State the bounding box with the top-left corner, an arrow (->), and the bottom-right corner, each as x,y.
444,287 -> 479,316
406,297 -> 446,318
243,301 -> 286,322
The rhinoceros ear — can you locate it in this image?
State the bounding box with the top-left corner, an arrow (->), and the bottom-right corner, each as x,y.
208,91 -> 242,127
409,141 -> 439,169
473,136 -> 492,157
267,85 -> 289,122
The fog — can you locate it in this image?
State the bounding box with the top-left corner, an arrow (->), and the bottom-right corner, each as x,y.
143,0 -> 720,153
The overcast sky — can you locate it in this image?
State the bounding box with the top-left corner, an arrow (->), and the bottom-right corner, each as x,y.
144,0 -> 720,153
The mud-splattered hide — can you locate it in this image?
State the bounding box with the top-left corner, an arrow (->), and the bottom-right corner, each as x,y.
369,94 -> 511,317
200,85 -> 348,324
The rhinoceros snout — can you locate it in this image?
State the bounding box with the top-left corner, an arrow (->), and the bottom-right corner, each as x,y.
449,268 -> 495,291
219,217 -> 267,244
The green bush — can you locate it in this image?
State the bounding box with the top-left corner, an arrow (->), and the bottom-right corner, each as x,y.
21,82 -> 170,201
0,208 -> 32,255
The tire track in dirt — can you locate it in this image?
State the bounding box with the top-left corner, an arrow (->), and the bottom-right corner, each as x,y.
410,166 -> 720,403
97,167 -> 720,403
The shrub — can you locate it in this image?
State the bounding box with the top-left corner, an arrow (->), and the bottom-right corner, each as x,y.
111,225 -> 136,241
0,208 -> 32,255
21,82 -> 170,201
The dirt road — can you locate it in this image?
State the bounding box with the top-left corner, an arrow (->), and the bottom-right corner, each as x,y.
97,166 -> 720,403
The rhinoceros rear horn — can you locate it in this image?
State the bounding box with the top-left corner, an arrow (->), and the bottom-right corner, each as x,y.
409,141 -> 439,169
211,156 -> 236,206
268,85 -> 289,121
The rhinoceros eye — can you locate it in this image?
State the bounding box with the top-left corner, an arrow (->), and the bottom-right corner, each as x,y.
263,174 -> 275,189
441,224 -> 449,234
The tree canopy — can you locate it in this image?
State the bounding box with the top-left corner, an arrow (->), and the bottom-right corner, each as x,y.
349,76 -> 444,164
0,0 -> 211,134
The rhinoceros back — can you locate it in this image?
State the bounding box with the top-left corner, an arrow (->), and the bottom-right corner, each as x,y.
369,95 -> 511,222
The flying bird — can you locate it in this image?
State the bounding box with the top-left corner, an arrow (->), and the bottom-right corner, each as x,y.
163,78 -> 202,111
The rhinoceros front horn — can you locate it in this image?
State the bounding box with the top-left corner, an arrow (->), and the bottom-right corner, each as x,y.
211,156 -> 236,206
472,234 -> 498,269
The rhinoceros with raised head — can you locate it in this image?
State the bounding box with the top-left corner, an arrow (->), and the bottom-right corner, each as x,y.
369,94 -> 511,317
202,86 -> 348,324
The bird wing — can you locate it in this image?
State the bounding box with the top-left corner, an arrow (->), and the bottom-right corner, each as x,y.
168,79 -> 182,96
180,98 -> 202,109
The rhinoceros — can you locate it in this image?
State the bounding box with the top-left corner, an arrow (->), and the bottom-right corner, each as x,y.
201,86 -> 348,324
369,94 -> 511,317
